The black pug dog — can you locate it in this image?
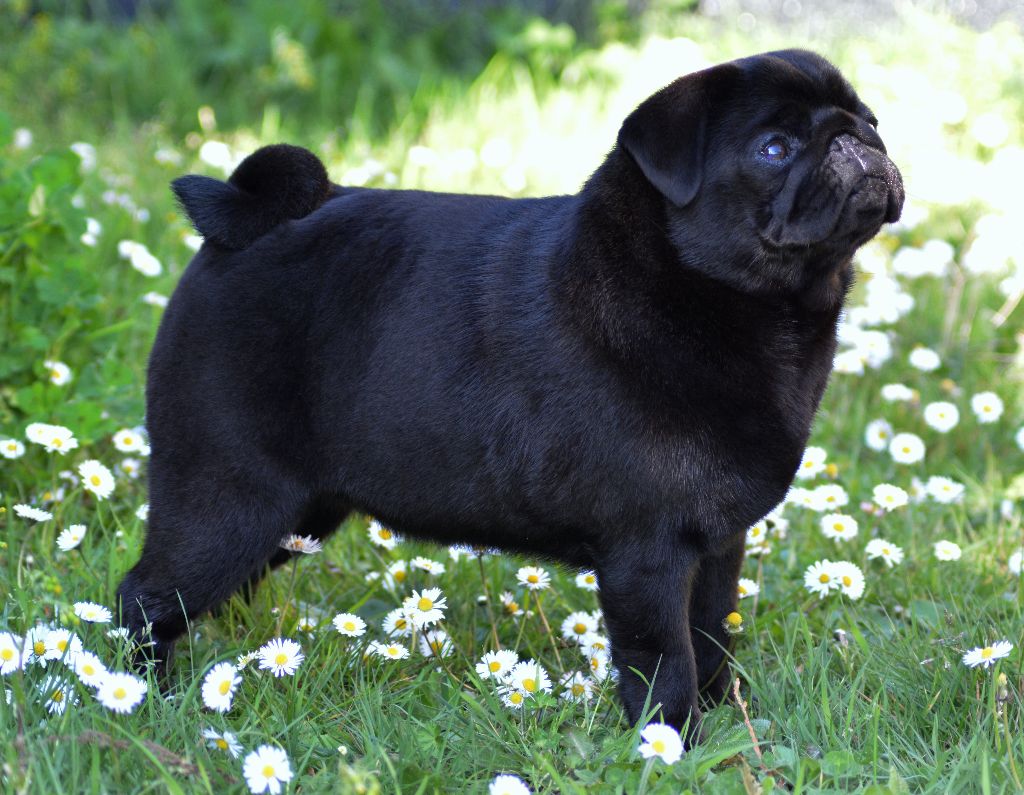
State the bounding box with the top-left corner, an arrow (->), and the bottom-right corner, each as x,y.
118,48 -> 903,741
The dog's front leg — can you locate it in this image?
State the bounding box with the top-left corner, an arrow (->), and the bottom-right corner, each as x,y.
595,535 -> 703,745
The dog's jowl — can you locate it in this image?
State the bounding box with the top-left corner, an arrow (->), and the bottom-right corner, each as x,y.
118,49 -> 903,742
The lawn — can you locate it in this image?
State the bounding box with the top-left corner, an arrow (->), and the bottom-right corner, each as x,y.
1,3 -> 1023,793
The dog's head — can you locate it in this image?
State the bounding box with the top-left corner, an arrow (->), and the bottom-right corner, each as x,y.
618,49 -> 904,300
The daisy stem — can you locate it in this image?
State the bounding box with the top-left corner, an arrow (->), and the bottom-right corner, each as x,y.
636,757 -> 656,795
276,556 -> 300,636
476,556 -> 501,650
533,593 -> 563,672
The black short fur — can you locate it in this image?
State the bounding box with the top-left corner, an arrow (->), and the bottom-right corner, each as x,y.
118,49 -> 903,743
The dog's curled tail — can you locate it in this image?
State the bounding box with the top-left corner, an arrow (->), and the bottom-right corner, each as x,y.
171,144 -> 331,250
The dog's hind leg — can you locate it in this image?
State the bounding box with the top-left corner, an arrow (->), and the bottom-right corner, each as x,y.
116,456 -> 310,669
241,494 -> 352,599
690,532 -> 745,704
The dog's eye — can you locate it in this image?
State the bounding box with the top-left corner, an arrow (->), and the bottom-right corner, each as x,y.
759,137 -> 790,163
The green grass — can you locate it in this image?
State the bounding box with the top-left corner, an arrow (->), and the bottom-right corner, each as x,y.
2,4 -> 1024,793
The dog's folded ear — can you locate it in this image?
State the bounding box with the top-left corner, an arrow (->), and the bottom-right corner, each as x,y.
172,144 -> 331,250
618,64 -> 739,208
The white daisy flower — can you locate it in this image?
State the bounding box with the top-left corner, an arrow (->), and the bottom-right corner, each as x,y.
279,534 -> 322,554
78,459 -> 115,500
926,476 -> 965,504
1,439 -> 25,459
257,638 -> 304,677
745,520 -> 769,548
795,446 -> 828,480
516,566 -> 550,591
811,484 -> 849,512
737,578 -> 759,599
574,570 -> 599,591
383,560 -> 409,590
580,633 -> 610,656
382,607 -> 412,637
73,601 -> 113,624
873,483 -> 909,512
43,629 -> 83,662
880,383 -> 915,403
832,561 -> 866,600
638,722 -> 684,764
865,539 -> 904,567
1016,426 -> 1024,452
243,745 -> 293,794
203,727 -> 242,757
201,661 -> 241,712
560,611 -> 599,641
864,419 -> 893,452
1009,548 -> 1024,575
112,428 -> 145,452
331,613 -> 367,637
39,676 -> 77,714
43,360 -> 72,386
403,587 -> 447,628
933,540 -> 962,561
368,640 -> 410,660
499,591 -> 524,617
0,632 -> 24,675
821,513 -> 858,541
136,503 -> 149,521
106,626 -> 131,642
489,773 -> 532,795
367,519 -> 399,549
25,422 -> 79,455
418,629 -> 454,658
923,401 -> 959,433
142,291 -> 170,308
833,348 -> 865,374
236,650 -> 259,669
971,392 -> 1003,423
889,433 -> 926,465
23,625 -> 52,665
70,650 -> 107,686
411,556 -> 446,575
95,671 -> 147,714
908,346 -> 941,372
803,560 -> 840,597
476,650 -> 519,681
499,686 -> 528,709
588,650 -> 611,681
559,671 -> 596,703
506,660 -> 552,696
962,641 -> 1014,669
13,504 -> 53,522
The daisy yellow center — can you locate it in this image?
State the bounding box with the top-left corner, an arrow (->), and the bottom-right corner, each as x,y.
218,680 -> 231,695
818,573 -> 830,584
572,684 -> 585,696
388,647 -> 400,656
275,653 -> 288,665
343,622 -> 355,632
527,574 -> 539,583
506,602 -> 518,613
652,740 -> 666,753
585,575 -> 595,583
826,496 -> 835,502
1,649 -> 12,660
842,576 -> 853,586
902,447 -> 910,454
882,548 -> 891,555
263,764 -> 276,778
738,585 -> 747,595
510,691 -> 523,704
113,687 -> 127,700
83,663 -> 95,675
379,528 -> 392,540
34,641 -> 46,655
981,647 -> 994,659
489,661 -> 502,672
395,618 -> 407,630
394,570 -> 406,581
418,597 -> 433,611
833,523 -> 844,531
430,640 -> 443,652
215,739 -> 228,750
574,622 -> 587,635
57,639 -> 68,651
51,369 -> 61,380
90,475 -> 101,486
523,678 -> 537,692
725,612 -> 742,627
590,658 -> 600,671
52,690 -> 63,702
53,438 -> 63,447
